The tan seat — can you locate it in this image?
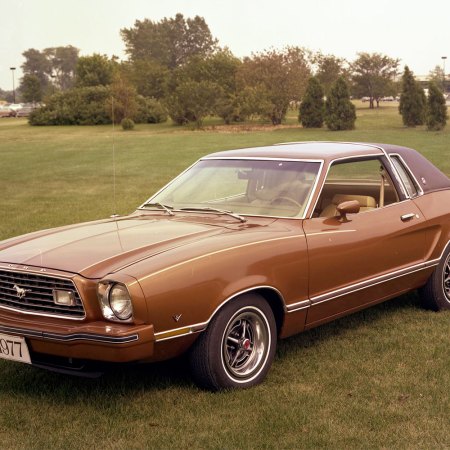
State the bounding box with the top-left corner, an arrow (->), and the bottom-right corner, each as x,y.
320,194 -> 377,218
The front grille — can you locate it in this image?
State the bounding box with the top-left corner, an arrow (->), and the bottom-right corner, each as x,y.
0,270 -> 85,319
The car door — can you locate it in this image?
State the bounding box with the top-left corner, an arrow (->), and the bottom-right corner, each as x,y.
303,156 -> 428,328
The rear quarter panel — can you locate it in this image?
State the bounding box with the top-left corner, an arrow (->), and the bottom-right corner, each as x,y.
413,190 -> 450,261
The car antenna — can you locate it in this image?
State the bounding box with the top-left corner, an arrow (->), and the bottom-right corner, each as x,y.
111,96 -> 119,219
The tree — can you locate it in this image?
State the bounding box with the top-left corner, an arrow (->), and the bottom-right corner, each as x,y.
299,77 -> 325,128
174,49 -> 240,91
325,77 -> 356,130
121,13 -> 218,68
352,52 -> 399,108
107,74 -> 138,124
124,59 -> 170,99
237,47 -> 311,125
399,66 -> 426,127
20,74 -> 43,103
44,46 -> 79,90
21,48 -> 51,96
76,54 -> 114,87
0,88 -> 14,103
21,48 -> 52,85
22,46 -> 79,93
428,65 -> 446,92
170,49 -> 242,123
313,53 -> 349,96
165,80 -> 219,127
426,82 -> 448,130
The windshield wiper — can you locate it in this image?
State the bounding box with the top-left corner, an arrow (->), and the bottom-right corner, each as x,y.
179,207 -> 247,223
140,202 -> 174,215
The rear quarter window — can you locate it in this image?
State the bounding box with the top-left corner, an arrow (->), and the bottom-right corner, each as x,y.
390,155 -> 420,198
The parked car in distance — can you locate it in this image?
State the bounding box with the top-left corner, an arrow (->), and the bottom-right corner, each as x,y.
0,106 -> 15,118
7,103 -> 23,112
14,106 -> 35,117
0,142 -> 449,390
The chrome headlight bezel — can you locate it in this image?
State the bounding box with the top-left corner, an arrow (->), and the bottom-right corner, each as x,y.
97,281 -> 133,322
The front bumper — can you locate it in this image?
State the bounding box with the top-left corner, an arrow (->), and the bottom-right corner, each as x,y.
0,311 -> 155,364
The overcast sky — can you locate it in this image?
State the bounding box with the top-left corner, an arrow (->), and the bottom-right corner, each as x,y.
1,0 -> 450,90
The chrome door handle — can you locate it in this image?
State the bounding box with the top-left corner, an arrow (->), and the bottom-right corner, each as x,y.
401,213 -> 416,222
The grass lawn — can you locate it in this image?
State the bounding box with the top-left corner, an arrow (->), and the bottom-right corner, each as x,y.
0,103 -> 449,449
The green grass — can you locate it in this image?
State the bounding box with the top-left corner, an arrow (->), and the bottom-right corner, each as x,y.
0,104 -> 449,449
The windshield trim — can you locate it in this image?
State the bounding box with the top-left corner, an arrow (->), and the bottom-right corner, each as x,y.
138,157 -> 325,220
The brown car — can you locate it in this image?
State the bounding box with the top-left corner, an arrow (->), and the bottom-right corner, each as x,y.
0,142 -> 449,390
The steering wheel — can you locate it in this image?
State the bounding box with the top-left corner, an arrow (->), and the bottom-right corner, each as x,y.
270,196 -> 302,209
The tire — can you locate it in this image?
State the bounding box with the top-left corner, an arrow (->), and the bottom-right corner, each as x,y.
419,245 -> 450,311
189,294 -> 277,391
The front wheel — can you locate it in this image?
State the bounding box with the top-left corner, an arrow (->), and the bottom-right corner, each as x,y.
189,294 -> 277,391
419,245 -> 450,311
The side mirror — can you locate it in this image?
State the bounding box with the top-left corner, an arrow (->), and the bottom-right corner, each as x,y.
336,200 -> 360,221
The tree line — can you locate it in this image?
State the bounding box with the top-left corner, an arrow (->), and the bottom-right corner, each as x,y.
2,13 -> 447,130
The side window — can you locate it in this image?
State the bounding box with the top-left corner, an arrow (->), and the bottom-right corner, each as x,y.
314,158 -> 399,218
390,155 -> 419,198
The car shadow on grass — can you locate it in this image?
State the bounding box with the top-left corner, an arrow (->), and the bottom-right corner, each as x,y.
0,291 -> 424,399
278,291 -> 422,353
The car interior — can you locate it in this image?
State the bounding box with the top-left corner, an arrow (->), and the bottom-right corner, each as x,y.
313,158 -> 399,218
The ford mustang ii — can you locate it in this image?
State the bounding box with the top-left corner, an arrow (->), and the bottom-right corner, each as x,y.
0,142 -> 449,390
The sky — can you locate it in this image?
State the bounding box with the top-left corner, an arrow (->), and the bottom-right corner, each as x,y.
1,0 -> 450,90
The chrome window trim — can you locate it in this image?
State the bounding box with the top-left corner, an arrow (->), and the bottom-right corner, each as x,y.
138,157 -> 325,221
203,156 -> 324,162
0,268 -> 86,321
389,153 -> 424,197
373,145 -> 410,199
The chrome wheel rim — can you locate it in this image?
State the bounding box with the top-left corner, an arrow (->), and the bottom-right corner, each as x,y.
443,253 -> 450,301
222,307 -> 270,380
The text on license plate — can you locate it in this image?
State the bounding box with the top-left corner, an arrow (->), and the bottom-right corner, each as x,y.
0,333 -> 31,364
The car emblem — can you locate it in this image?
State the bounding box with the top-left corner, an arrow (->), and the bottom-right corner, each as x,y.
13,284 -> 32,299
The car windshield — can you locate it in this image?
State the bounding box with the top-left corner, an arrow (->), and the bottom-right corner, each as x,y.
145,158 -> 321,218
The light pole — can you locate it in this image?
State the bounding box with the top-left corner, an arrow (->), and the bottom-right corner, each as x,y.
442,56 -> 447,93
9,67 -> 16,103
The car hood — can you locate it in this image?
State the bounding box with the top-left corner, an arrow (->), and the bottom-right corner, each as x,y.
0,215 -> 232,279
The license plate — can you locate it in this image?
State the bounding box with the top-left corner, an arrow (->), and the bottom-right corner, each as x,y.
0,333 -> 31,364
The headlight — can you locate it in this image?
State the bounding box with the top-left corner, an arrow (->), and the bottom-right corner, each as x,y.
109,284 -> 133,320
98,282 -> 133,322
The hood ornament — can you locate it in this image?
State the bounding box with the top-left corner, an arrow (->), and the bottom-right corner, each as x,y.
13,284 -> 32,299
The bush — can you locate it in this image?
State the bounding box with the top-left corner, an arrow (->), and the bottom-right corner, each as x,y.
426,82 -> 448,131
325,77 -> 356,130
134,96 -> 168,123
29,86 -> 111,125
121,118 -> 135,130
299,77 -> 325,128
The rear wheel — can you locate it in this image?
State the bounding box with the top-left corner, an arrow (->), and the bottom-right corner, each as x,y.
419,246 -> 450,311
189,294 -> 277,391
